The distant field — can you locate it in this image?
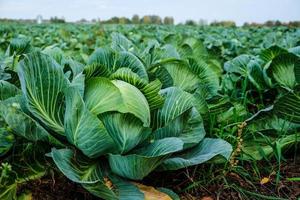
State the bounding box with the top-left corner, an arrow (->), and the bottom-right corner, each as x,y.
0,23 -> 300,200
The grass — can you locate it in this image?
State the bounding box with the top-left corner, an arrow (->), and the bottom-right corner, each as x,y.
186,86 -> 299,199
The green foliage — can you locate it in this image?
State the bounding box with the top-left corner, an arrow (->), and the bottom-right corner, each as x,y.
0,23 -> 300,200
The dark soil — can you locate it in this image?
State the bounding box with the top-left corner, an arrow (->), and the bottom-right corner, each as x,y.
18,175 -> 97,200
18,158 -> 300,200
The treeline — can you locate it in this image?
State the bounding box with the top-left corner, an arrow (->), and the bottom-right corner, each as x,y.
93,15 -> 174,25
49,16 -> 300,27
184,20 -> 300,28
243,20 -> 300,28
1,16 -> 300,27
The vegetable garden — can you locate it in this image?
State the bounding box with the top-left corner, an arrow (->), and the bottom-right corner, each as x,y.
0,23 -> 299,199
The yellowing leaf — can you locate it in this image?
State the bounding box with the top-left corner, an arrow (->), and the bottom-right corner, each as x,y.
260,177 -> 270,185
17,192 -> 32,200
133,183 -> 172,200
201,197 -> 214,200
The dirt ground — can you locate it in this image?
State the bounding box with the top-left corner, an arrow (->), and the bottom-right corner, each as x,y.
18,156 -> 300,200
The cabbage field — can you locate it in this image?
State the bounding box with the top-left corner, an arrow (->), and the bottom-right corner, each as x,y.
0,23 -> 300,200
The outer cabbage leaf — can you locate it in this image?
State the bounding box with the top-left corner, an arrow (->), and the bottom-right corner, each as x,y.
152,87 -> 206,148
18,51 -> 68,134
224,54 -> 265,90
266,53 -> 300,89
64,86 -> 115,158
85,48 -> 148,81
273,87 -> 300,123
159,138 -> 232,170
108,138 -> 184,180
0,96 -> 61,144
0,128 -> 14,156
50,148 -> 145,200
0,80 -> 20,101
101,113 -> 151,154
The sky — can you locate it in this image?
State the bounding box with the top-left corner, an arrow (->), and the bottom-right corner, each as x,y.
0,0 -> 299,25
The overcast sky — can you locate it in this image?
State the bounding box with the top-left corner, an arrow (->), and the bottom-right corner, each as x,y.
0,0 -> 299,25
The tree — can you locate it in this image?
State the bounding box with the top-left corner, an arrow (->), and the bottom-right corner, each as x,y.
142,16 -> 151,24
132,15 -> 139,24
150,15 -> 162,24
185,20 -> 197,26
163,16 -> 174,25
119,17 -> 130,24
264,20 -> 275,27
110,17 -> 120,24
50,16 -> 65,23
210,20 -> 236,27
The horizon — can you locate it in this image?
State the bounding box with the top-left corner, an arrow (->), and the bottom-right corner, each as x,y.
0,0 -> 300,25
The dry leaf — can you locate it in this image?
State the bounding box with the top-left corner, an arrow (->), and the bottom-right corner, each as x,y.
103,177 -> 113,189
260,177 -> 270,185
133,182 -> 172,200
201,196 -> 214,200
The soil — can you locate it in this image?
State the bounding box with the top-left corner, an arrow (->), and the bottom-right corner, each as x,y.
18,156 -> 300,200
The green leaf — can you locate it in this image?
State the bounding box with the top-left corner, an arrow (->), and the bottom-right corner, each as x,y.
43,46 -> 64,64
0,80 -> 20,101
112,80 -> 150,126
274,88 -> 300,123
153,67 -> 174,89
110,68 -> 148,88
69,73 -> 85,97
160,138 -> 232,170
187,58 -> 220,96
247,112 -> 300,133
260,45 -> 288,63
108,138 -> 184,180
289,46 -> 300,57
178,108 -> 206,149
193,86 -> 209,115
224,55 -> 265,90
84,78 -> 150,126
111,32 -> 135,52
266,53 -> 300,89
9,37 -> 32,56
0,143 -> 47,199
64,86 -> 115,158
152,87 -> 194,129
0,128 -> 14,156
180,38 -> 208,59
50,148 -> 103,184
115,51 -> 148,81
153,109 -> 205,149
242,133 -> 300,160
141,79 -> 165,110
84,48 -> 114,78
110,68 -> 164,110
101,113 -> 151,154
0,183 -> 17,200
84,176 -> 144,200
151,87 -> 205,148
0,96 -> 61,144
18,51 -> 68,134
85,48 -> 148,81
51,148 -> 144,200
84,77 -> 124,114
62,58 -> 85,77
163,62 -> 199,91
